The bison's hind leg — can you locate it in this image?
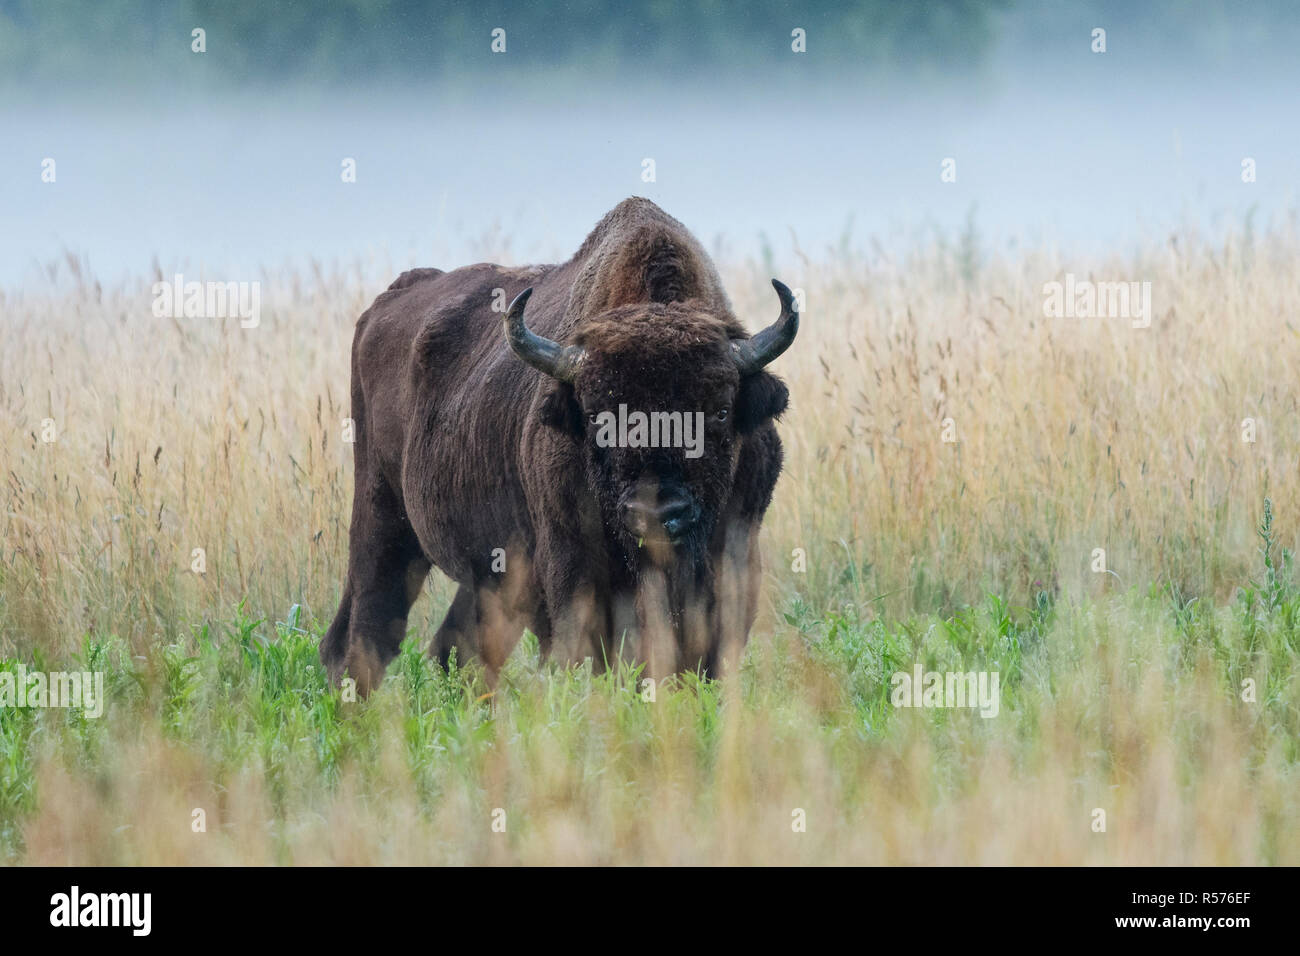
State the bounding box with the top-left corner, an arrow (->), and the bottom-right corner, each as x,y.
321,582 -> 352,675
430,579 -> 546,686
430,584 -> 478,672
321,473 -> 430,696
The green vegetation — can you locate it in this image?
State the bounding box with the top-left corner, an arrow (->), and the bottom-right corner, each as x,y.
2,506 -> 1295,863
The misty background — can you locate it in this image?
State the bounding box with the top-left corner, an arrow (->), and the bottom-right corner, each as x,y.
2,0 -> 1297,290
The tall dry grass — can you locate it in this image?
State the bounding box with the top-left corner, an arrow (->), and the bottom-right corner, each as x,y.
755,224 -> 1300,617
5,228 -> 1297,649
1,224 -> 1298,864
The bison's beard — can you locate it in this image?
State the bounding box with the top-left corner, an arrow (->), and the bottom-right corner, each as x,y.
618,527 -> 718,679
586,496 -> 727,678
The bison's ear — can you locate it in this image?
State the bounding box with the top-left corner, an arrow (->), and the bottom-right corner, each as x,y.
539,382 -> 585,437
735,371 -> 789,433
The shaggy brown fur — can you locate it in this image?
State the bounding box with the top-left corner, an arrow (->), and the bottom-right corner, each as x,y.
321,198 -> 793,694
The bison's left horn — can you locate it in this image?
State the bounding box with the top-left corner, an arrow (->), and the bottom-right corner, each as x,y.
503,287 -> 585,382
732,278 -> 800,374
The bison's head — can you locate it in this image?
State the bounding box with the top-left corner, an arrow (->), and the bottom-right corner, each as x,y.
504,281 -> 797,567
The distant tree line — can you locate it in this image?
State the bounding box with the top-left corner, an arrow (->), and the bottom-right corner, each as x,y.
0,0 -> 1008,88
5,0 -> 1296,90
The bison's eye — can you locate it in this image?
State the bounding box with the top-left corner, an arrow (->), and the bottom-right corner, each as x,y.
715,408 -> 729,422
588,412 -> 600,427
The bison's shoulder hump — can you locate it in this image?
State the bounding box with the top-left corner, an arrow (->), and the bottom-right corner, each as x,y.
385,267 -> 446,292
357,268 -> 448,325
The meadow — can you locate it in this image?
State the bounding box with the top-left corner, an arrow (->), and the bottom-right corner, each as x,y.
1,224 -> 1297,864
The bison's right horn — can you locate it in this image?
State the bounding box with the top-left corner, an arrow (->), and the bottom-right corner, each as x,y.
503,287 -> 585,382
732,278 -> 800,374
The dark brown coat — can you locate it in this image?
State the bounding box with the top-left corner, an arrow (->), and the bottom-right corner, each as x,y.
321,198 -> 796,693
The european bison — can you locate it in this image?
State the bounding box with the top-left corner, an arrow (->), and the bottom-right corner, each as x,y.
321,197 -> 798,693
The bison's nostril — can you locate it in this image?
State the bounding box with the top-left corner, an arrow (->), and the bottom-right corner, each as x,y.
623,496 -> 697,540
658,500 -> 695,537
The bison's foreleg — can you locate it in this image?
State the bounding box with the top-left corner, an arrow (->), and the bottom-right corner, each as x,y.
546,583 -> 610,671
704,519 -> 762,678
